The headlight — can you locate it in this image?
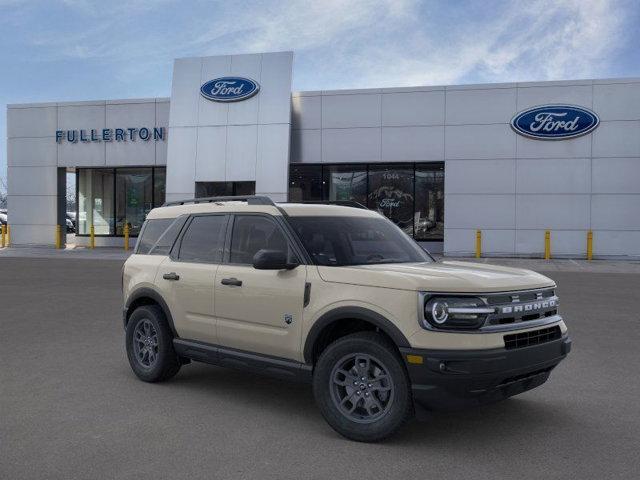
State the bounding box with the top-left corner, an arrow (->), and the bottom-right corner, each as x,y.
422,296 -> 494,330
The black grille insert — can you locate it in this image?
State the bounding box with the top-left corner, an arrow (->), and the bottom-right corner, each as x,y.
504,326 -> 562,350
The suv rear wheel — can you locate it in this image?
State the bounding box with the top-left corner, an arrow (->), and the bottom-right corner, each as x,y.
313,331 -> 413,442
126,305 -> 181,382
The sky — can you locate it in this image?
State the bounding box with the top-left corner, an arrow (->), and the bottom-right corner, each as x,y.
1,0 -> 639,189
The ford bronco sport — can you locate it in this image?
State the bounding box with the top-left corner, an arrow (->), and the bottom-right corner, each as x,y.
122,195 -> 571,442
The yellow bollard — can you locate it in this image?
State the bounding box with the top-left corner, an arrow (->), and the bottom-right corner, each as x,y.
6,224 -> 10,246
90,224 -> 95,249
587,230 -> 593,261
544,230 -> 551,260
123,223 -> 130,251
55,224 -> 62,249
1,224 -> 5,248
475,229 -> 481,259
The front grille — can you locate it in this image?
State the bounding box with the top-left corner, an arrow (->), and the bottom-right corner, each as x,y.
484,288 -> 558,327
504,326 -> 562,350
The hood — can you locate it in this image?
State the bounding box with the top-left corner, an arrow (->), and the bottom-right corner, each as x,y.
317,260 -> 554,293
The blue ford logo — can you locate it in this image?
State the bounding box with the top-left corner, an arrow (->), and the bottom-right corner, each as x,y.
200,77 -> 260,102
511,105 -> 599,140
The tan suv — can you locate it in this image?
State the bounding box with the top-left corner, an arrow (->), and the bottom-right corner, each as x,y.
122,196 -> 571,442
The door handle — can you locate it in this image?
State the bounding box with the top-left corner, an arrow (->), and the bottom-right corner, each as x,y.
163,272 -> 180,281
221,277 -> 242,287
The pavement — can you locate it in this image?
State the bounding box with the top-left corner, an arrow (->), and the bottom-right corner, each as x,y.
1,256 -> 639,479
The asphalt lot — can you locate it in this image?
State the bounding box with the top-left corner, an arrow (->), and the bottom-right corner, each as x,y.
1,257 -> 639,480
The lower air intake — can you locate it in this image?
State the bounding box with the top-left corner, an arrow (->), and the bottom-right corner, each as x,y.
504,326 -> 562,350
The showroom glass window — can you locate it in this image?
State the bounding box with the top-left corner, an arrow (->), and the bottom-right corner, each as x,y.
323,164 -> 367,205
195,181 -> 255,198
116,169 -> 153,236
367,164 -> 414,237
414,164 -> 444,241
77,167 -> 166,237
154,169 -> 166,208
288,162 -> 444,241
77,169 -> 115,235
289,165 -> 322,202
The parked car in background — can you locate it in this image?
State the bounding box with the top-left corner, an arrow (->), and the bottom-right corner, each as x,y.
0,212 -> 6,226
65,212 -> 76,233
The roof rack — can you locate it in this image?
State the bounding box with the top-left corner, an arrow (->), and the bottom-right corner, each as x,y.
298,200 -> 369,210
162,195 -> 276,207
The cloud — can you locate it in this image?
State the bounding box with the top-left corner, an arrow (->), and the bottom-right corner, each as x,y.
331,0 -> 627,87
7,0 -> 635,89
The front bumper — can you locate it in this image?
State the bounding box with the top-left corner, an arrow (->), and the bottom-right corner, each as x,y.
400,334 -> 571,411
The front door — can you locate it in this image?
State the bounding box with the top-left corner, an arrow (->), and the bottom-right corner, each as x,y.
214,214 -> 307,361
156,214 -> 228,344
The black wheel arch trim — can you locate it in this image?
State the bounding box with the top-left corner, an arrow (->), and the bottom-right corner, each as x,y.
124,287 -> 178,337
303,306 -> 411,364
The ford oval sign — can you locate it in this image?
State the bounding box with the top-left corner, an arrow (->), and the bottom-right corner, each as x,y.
200,77 -> 260,102
511,105 -> 599,140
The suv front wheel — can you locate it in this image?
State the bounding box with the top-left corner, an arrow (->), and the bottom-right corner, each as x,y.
125,305 -> 181,382
313,332 -> 413,442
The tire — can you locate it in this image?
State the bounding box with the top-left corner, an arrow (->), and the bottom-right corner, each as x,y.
313,331 -> 413,442
125,305 -> 181,382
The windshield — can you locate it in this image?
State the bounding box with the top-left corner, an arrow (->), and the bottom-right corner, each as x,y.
288,215 -> 433,266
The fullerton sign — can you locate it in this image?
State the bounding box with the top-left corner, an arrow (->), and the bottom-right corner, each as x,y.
510,105 -> 599,140
55,127 -> 165,143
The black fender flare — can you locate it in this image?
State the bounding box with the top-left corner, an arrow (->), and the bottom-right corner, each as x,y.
124,287 -> 178,337
303,306 -> 411,363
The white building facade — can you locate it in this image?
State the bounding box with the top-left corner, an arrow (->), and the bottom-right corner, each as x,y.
6,51 -> 640,258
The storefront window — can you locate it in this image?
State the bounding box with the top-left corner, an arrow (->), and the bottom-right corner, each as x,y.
415,165 -> 444,241
154,169 -> 166,208
77,167 -> 165,237
78,169 -> 114,235
287,162 -> 445,241
323,164 -> 367,205
368,164 -> 414,237
289,165 -> 322,202
116,169 -> 153,236
195,181 -> 255,197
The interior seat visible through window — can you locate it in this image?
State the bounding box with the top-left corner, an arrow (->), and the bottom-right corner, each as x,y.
229,215 -> 289,265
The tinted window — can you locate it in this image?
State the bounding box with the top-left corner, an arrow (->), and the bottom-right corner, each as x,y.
195,181 -> 256,197
178,215 -> 227,263
289,216 -> 431,266
136,218 -> 173,254
149,216 -> 188,255
154,169 -> 166,208
230,215 -> 289,264
289,164 -> 322,202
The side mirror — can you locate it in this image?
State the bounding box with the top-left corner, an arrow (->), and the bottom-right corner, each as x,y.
252,249 -> 299,270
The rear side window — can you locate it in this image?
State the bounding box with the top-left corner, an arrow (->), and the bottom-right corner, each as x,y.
149,216 -> 188,256
136,218 -> 173,254
177,215 -> 227,263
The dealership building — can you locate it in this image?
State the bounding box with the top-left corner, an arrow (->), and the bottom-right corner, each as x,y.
6,51 -> 640,257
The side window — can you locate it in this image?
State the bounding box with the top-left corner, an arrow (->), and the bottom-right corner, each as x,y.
149,216 -> 188,256
177,215 -> 227,263
136,218 -> 173,254
229,215 -> 289,264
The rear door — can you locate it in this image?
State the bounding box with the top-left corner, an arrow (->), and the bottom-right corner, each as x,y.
214,214 -> 307,361
156,214 -> 229,344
